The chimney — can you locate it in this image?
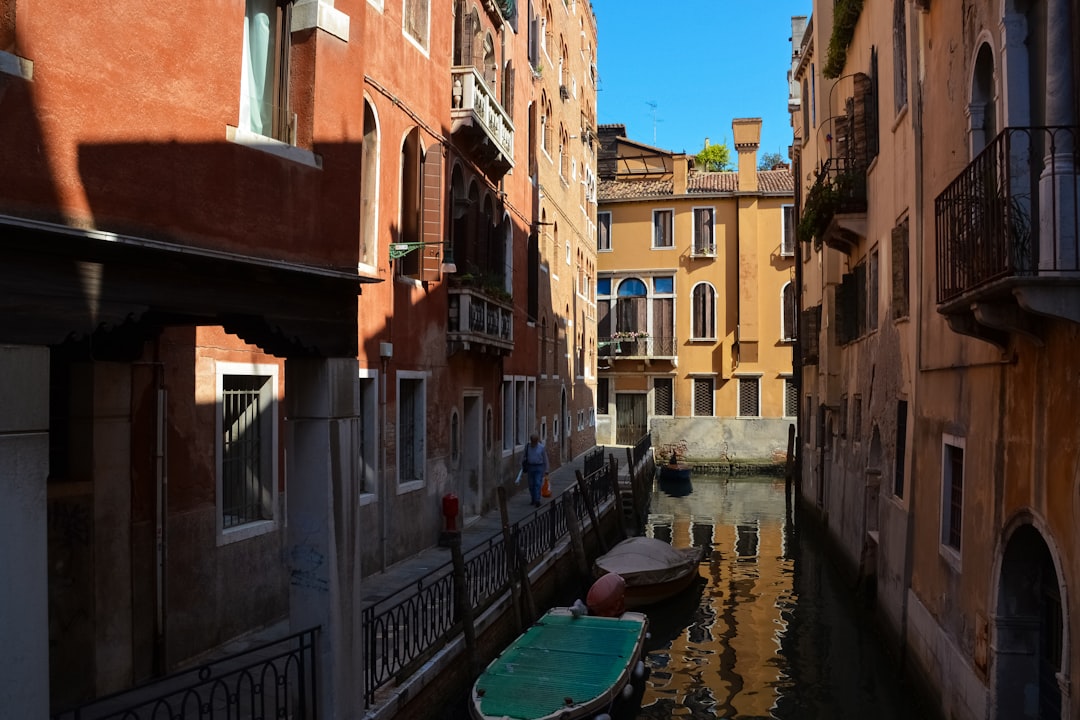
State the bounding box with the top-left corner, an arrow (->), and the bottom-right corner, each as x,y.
674,154 -> 688,195
732,118 -> 762,192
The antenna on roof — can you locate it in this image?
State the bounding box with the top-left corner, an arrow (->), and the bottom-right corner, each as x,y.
645,101 -> 662,144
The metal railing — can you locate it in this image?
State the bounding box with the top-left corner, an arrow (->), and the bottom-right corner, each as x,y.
361,461 -> 615,708
935,126 -> 1080,304
52,628 -> 319,720
598,336 -> 677,358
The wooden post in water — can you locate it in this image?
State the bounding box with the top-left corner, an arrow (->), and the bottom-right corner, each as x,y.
497,487 -> 524,631
563,493 -> 591,593
449,534 -> 478,675
575,470 -> 608,553
625,447 -> 645,532
785,423 -> 796,525
608,461 -> 628,541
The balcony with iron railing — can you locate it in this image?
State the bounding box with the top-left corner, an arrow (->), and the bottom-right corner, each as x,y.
451,66 -> 515,176
797,156 -> 868,254
448,284 -> 514,355
935,126 -> 1080,347
598,334 -> 677,360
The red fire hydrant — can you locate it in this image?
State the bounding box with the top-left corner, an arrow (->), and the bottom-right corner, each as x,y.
442,493 -> 459,533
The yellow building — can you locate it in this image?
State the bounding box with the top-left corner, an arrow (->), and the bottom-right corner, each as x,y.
793,2 -> 1080,718
595,120 -> 796,462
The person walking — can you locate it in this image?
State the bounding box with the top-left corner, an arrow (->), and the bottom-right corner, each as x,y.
521,433 -> 549,507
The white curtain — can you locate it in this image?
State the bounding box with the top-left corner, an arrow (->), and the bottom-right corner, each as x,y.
241,0 -> 275,135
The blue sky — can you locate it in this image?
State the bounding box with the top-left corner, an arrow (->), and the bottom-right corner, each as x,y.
592,0 -> 809,163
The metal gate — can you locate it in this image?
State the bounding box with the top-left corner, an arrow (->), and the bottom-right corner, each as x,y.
615,393 -> 646,446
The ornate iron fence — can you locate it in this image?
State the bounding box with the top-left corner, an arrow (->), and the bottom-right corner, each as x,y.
935,126 -> 1080,304
361,462 -> 615,708
52,628 -> 319,720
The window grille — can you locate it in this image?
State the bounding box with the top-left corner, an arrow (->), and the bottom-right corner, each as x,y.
738,377 -> 760,417
693,378 -> 713,416
399,379 -> 422,482
654,378 -> 673,416
222,375 -> 272,528
944,443 -> 964,550
784,378 -> 798,418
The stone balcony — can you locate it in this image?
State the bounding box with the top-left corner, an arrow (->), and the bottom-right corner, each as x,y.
447,285 -> 514,355
451,66 -> 514,177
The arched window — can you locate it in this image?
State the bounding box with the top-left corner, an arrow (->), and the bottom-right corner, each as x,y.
616,278 -> 647,336
360,98 -> 379,267
969,42 -> 997,158
781,281 -> 797,342
691,283 -> 716,340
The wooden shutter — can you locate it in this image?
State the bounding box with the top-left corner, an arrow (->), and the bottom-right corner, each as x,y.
421,142 -> 444,282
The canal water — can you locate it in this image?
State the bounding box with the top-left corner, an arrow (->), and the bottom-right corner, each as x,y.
633,474 -> 934,719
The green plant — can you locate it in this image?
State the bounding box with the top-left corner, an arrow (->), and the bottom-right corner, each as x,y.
823,0 -> 864,79
797,179 -> 841,245
695,141 -> 732,172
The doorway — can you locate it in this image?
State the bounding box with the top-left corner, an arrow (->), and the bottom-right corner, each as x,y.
615,393 -> 646,445
461,393 -> 483,523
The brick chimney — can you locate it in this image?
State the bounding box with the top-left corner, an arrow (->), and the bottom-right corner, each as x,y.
673,154 -> 688,195
732,118 -> 762,192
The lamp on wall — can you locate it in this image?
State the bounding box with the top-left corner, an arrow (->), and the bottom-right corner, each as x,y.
389,241 -> 457,274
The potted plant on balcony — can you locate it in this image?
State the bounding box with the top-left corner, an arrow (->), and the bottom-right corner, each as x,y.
611,330 -> 649,354
797,178 -> 840,247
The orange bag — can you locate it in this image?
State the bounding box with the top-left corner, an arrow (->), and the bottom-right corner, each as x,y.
541,475 -> 552,498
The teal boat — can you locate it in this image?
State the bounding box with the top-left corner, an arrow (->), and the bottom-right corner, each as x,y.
469,608 -> 649,720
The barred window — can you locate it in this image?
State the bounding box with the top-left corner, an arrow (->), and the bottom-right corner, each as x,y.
737,377 -> 760,417
654,378 -> 673,416
942,438 -> 964,552
693,378 -> 714,417
784,378 -> 798,418
221,374 -> 275,529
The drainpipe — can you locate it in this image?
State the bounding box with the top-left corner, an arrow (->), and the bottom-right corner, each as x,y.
900,1 -> 926,670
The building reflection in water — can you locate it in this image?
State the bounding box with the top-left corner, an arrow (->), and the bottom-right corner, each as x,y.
636,476 -> 930,720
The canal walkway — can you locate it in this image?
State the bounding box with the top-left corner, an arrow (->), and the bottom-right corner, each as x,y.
356,448 -> 614,612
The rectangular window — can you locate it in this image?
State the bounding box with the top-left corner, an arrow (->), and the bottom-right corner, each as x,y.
852,393 -> 863,441
597,211 -> 612,251
869,248 -> 880,331
941,437 -> 965,553
358,372 -> 378,497
784,377 -> 798,418
515,378 -> 527,446
597,378 -> 610,414
692,207 -> 715,255
840,394 -> 848,439
652,209 -> 674,248
219,368 -> 278,536
502,380 -> 513,451
693,378 -> 714,417
240,0 -> 293,142
782,205 -> 795,256
893,0 -> 909,113
894,400 -> 908,498
654,378 -> 673,416
892,217 -> 910,319
398,375 -> 426,485
403,0 -> 430,48
737,377 -> 760,417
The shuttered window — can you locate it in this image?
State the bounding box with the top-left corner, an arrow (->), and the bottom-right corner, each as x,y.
784,378 -> 798,418
654,378 -> 673,416
737,377 -> 760,417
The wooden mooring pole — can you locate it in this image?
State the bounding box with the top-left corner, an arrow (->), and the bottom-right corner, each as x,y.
563,493 -> 591,594
785,423 -> 796,526
497,486 -> 535,626
575,470 -> 608,554
449,534 -> 478,675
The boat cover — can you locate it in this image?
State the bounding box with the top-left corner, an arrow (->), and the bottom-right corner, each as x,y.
594,536 -> 701,587
473,610 -> 646,720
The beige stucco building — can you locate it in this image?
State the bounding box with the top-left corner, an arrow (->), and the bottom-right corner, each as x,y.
596,120 -> 796,462
792,1 -> 1080,718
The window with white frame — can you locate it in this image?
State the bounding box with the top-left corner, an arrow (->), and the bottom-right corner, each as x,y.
781,281 -> 797,342
597,211 -> 612,251
654,377 -> 673,416
693,377 -> 714,417
737,376 -> 761,417
358,371 -> 379,497
217,363 -> 279,541
240,0 -> 293,142
403,0 -> 430,49
782,205 -> 795,256
397,373 -> 426,486
691,283 -> 716,340
652,209 -> 674,248
359,100 -> 379,267
941,435 -> 964,555
784,377 -> 798,418
692,207 -> 715,255
515,378 -> 527,446
502,379 -> 513,451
